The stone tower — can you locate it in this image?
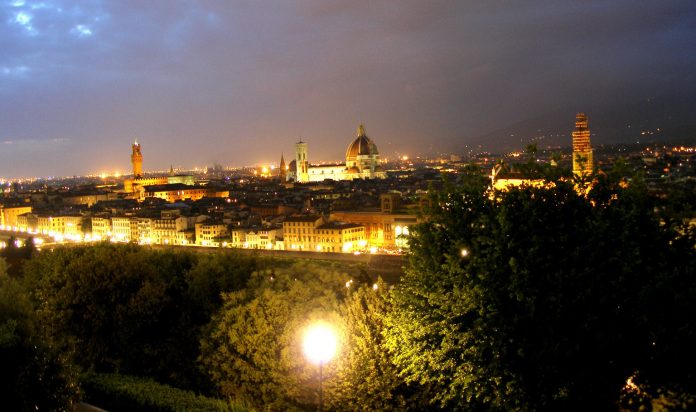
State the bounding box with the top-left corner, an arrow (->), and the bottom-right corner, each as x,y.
572,113 -> 593,176
131,139 -> 143,178
295,141 -> 308,183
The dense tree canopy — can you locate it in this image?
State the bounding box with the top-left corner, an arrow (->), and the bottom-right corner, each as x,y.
0,258 -> 79,411
22,243 -> 257,391
386,170 -> 696,410
326,279 -> 428,411
200,262 -> 350,411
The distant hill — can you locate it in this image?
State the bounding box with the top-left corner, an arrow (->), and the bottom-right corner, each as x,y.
468,95 -> 696,153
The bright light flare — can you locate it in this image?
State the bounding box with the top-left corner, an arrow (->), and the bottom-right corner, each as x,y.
303,323 -> 338,364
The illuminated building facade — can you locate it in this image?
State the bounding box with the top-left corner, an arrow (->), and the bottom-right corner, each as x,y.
282,215 -> 366,252
110,217 -> 131,242
90,217 -> 112,240
244,228 -> 281,250
572,112 -> 593,176
0,205 -> 32,229
195,220 -> 229,246
16,213 -> 37,232
111,216 -> 147,242
140,184 -> 229,202
289,125 -> 387,182
150,215 -> 196,245
330,210 -> 417,249
490,169 -> 547,191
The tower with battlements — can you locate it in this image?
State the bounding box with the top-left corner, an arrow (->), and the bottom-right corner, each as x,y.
131,140 -> 143,178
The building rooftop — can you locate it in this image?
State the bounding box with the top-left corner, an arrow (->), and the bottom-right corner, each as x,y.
317,222 -> 363,230
142,183 -> 196,192
285,214 -> 322,223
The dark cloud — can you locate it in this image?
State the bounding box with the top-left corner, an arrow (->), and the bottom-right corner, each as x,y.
1,0 -> 695,178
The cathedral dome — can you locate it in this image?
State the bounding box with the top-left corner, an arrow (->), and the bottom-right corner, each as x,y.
346,124 -> 378,159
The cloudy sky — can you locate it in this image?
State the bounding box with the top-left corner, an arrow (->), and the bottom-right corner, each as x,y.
1,1 -> 695,178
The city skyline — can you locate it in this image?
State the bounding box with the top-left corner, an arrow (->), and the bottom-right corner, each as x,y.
1,1 -> 695,178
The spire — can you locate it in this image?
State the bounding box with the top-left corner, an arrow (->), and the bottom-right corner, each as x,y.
357,124 -> 366,137
279,153 -> 287,181
134,138 -> 139,146
169,164 -> 174,176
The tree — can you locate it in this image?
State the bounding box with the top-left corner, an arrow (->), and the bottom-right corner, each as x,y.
0,258 -> 79,411
200,262 -> 350,411
22,243 -> 256,391
386,170 -> 696,410
326,279 -> 429,411
0,235 -> 34,277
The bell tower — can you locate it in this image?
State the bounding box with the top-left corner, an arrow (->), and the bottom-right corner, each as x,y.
131,139 -> 143,178
295,141 -> 308,183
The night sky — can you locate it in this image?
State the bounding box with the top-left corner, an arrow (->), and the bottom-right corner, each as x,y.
1,1 -> 695,178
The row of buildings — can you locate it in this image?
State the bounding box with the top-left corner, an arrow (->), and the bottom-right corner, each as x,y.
1,189 -> 420,252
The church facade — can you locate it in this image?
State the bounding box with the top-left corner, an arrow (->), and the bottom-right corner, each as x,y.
287,125 -> 387,182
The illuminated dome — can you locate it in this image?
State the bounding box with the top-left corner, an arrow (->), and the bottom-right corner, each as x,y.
346,124 -> 378,159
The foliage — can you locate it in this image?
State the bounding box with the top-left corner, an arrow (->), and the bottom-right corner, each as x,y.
82,372 -> 249,412
326,279 -> 428,411
22,243 -> 257,391
0,259 -> 80,411
0,235 -> 36,277
200,261 -> 350,411
386,168 -> 696,410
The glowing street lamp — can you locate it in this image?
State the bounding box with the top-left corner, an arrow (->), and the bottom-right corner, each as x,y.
303,322 -> 338,412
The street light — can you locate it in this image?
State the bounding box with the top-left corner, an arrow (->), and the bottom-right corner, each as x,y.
303,322 -> 338,412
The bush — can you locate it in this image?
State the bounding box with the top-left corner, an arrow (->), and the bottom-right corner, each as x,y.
82,372 -> 249,412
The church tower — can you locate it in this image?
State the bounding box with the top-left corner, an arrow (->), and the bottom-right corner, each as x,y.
572,113 -> 593,176
295,141 -> 309,183
279,153 -> 287,182
131,140 -> 143,178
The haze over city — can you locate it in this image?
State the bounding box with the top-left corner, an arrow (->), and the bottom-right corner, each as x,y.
1,0 -> 695,178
